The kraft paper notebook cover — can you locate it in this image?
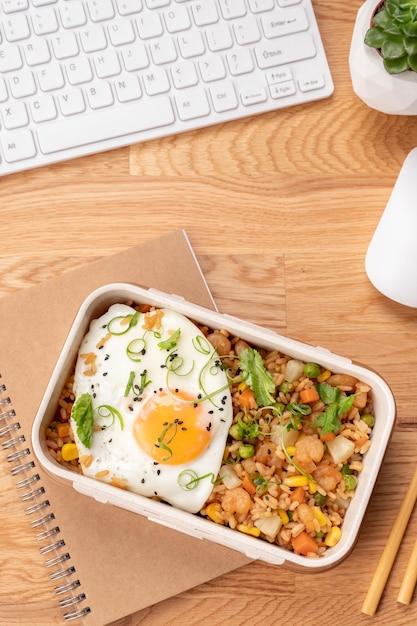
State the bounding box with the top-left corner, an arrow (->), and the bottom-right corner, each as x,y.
0,230 -> 250,626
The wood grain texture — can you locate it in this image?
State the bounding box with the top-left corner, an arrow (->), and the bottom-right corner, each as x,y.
1,1 -> 417,624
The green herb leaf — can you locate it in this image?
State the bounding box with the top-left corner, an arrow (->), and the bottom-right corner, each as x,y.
238,347 -> 276,407
158,328 -> 181,351
71,393 -> 94,449
317,382 -> 340,405
315,404 -> 341,435
315,383 -> 356,435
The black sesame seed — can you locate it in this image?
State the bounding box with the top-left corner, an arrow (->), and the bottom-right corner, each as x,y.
208,410 -> 214,415
157,469 -> 161,475
103,372 -> 108,376
193,403 -> 198,408
141,478 -> 145,484
218,407 -> 224,411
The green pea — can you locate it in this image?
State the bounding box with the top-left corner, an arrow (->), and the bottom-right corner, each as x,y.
238,443 -> 255,459
303,362 -> 321,379
344,474 -> 357,491
279,382 -> 293,394
341,463 -> 353,476
361,413 -> 375,428
314,492 -> 326,506
229,423 -> 244,441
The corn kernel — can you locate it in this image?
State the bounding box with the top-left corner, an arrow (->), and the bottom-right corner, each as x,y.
61,443 -> 79,462
308,480 -> 317,494
205,502 -> 223,525
237,381 -> 248,392
317,369 -> 331,383
286,446 -> 296,457
278,509 -> 289,525
283,475 -> 309,487
325,526 -> 342,547
237,524 -> 261,537
312,506 -> 328,527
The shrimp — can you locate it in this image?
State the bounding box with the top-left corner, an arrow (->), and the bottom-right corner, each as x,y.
221,487 -> 252,516
293,435 -> 324,474
296,503 -> 316,533
256,441 -> 282,468
312,463 -> 342,492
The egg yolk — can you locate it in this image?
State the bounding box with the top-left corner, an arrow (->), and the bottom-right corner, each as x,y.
134,390 -> 212,465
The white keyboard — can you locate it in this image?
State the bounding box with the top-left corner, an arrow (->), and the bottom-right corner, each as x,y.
0,0 -> 334,176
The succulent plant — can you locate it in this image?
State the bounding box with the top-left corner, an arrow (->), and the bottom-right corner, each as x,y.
364,0 -> 417,73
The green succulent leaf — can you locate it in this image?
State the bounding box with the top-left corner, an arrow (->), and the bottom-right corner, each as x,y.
408,53 -> 417,69
365,27 -> 386,47
382,36 -> 406,58
383,55 -> 411,72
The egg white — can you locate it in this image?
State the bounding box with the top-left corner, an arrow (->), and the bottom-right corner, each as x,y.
70,303 -> 233,513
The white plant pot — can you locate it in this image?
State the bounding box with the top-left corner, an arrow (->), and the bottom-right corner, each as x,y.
349,0 -> 417,115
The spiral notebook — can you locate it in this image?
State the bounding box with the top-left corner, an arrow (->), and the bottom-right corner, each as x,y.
0,230 -> 250,625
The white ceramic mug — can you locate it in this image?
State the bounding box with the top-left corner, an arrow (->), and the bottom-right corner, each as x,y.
365,148 -> 417,307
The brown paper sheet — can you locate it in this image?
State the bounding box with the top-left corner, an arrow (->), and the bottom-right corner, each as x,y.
0,230 -> 250,626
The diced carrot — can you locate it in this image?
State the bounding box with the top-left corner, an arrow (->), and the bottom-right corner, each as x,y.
56,422 -> 70,438
237,388 -> 257,410
242,473 -> 257,496
289,485 -> 306,504
299,387 -> 320,404
291,531 -> 319,555
320,431 -> 336,443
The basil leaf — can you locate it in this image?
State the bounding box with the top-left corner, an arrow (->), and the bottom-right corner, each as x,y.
71,392 -> 94,449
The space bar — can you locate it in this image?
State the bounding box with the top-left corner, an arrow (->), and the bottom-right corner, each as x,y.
38,97 -> 175,155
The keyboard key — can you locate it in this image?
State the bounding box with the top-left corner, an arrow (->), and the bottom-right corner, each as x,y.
163,5 -> 191,33
31,8 -> 58,36
116,0 -> 143,16
240,84 -> 267,106
2,128 -> 36,162
0,44 -> 22,72
37,97 -> 175,154
86,80 -> 114,108
1,100 -> 29,129
136,13 -> 163,40
199,54 -> 226,82
58,88 -> 86,116
29,93 -> 57,122
219,0 -> 247,20
143,67 -> 169,95
60,2 -> 87,29
226,48 -> 254,76
269,80 -> 296,99
261,8 -> 309,39
51,32 -> 79,60
175,87 -> 211,121
9,69 -> 37,98
1,0 -> 29,13
210,81 -> 238,113
114,74 -> 142,102
233,18 -> 261,45
87,0 -> 115,22
171,61 -> 199,89
3,14 -> 30,42
206,24 -> 233,52
298,73 -> 325,92
192,2 -> 219,27
22,37 -> 51,66
79,25 -> 107,53
108,18 -> 136,46
38,63 -> 65,91
254,33 -> 316,69
248,0 -> 275,12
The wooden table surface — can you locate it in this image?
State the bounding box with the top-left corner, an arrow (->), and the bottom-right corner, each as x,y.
1,1 -> 417,624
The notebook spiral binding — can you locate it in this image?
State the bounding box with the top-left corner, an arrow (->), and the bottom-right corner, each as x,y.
0,377 -> 91,622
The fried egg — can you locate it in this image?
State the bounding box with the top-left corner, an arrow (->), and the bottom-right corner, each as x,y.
70,303 -> 233,513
